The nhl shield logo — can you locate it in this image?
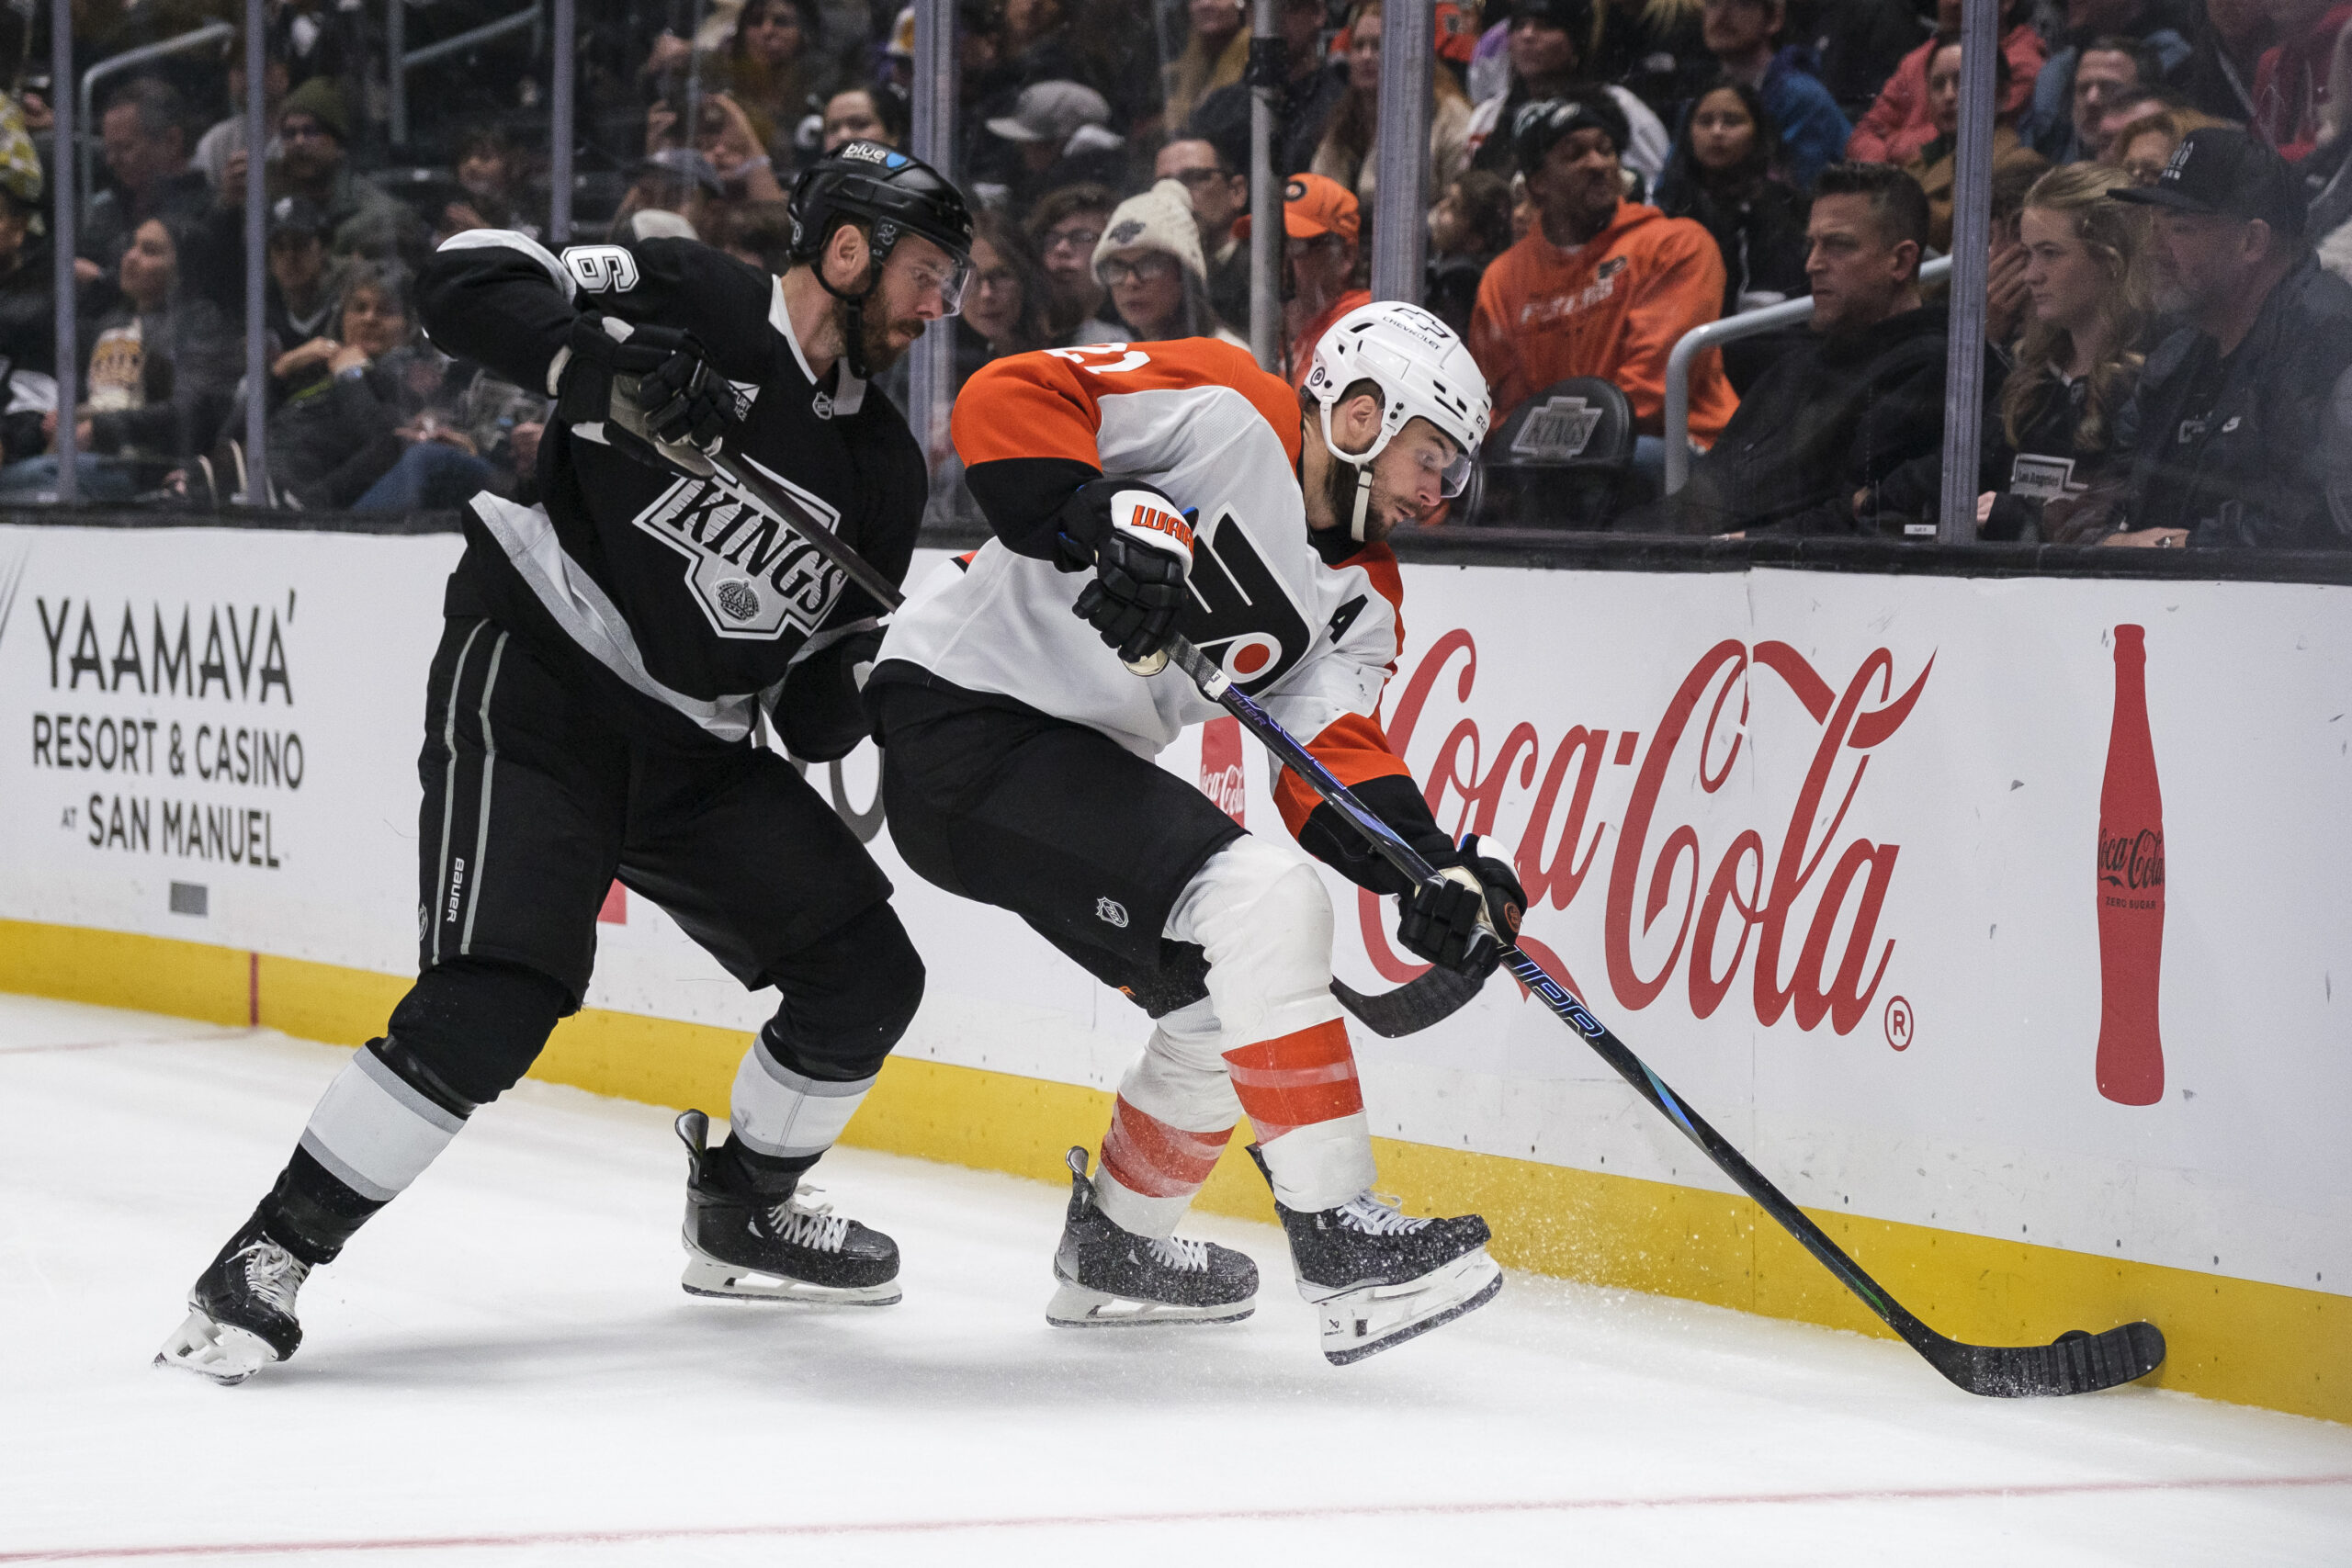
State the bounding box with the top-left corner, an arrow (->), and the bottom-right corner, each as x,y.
1094,896 -> 1130,929
630,458 -> 849,640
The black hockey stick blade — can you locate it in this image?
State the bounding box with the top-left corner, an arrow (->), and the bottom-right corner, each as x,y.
1331,966 -> 1484,1038
1164,632 -> 2166,1399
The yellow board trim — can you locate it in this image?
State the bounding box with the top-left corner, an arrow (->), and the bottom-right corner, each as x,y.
4,918 -> 2341,1425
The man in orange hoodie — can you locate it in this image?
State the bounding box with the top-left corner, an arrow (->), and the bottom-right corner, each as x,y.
1468,91 -> 1737,474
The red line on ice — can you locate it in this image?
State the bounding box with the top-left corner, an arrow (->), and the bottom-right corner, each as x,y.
7,1472 -> 2349,1562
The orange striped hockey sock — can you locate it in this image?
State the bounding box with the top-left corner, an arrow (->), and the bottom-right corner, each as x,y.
1222,1019 -> 1377,1211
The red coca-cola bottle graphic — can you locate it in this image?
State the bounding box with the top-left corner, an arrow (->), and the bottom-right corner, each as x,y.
2096,624 -> 2165,1105
1200,716 -> 1246,826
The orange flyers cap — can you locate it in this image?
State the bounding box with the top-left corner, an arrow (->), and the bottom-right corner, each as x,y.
1234,173 -> 1361,244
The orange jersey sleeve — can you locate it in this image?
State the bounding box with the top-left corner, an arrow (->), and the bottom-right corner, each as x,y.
952,338 -> 1305,472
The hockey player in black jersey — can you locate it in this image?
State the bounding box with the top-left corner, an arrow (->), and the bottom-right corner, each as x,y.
157,146 -> 977,1384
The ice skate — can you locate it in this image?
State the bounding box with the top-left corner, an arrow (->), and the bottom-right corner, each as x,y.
1249,1145 -> 1501,1365
675,1110 -> 902,1305
155,1214 -> 311,1385
1046,1146 -> 1257,1327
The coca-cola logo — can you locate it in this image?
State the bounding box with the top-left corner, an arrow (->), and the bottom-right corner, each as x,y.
2098,829 -> 2165,891
1371,630 -> 1933,1038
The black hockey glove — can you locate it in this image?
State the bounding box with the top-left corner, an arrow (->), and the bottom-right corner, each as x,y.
556,311 -> 743,461
1062,480 -> 1196,668
1395,835 -> 1527,982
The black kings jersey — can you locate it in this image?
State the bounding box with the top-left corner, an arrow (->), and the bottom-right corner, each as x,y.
416,230 -> 924,751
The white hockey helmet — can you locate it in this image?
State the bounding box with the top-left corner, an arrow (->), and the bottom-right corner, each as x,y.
1304,299 -> 1492,538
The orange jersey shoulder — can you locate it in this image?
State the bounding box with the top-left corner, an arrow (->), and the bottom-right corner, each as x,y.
953,338 -> 1304,472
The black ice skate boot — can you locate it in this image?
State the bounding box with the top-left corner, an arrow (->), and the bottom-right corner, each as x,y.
675,1110 -> 902,1305
1247,1145 -> 1502,1365
1046,1146 -> 1258,1327
155,1211 -> 314,1385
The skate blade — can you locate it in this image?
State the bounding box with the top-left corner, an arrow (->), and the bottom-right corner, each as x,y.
680,1250 -> 903,1307
1046,1279 -> 1255,1328
1306,1249 -> 1504,1367
153,1307 -> 278,1386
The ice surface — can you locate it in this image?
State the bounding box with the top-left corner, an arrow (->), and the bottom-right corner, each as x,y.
4,994 -> 2348,1567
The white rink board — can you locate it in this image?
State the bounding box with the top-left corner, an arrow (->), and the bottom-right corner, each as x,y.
2,524 -> 2346,1303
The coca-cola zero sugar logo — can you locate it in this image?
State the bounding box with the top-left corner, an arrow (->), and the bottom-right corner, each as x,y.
1371,631 -> 1933,1038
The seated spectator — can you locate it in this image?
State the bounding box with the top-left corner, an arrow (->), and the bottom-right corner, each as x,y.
1024,182 -> 1124,343
1166,0 -> 1252,130
1238,172 -> 1372,388
693,92 -> 791,205
2181,0 -> 2274,122
1848,0 -> 2046,165
1426,169 -> 1516,335
702,200 -> 797,273
2105,127 -> 2352,545
1697,0 -> 1851,190
80,79 -> 210,294
2254,0 -> 2352,160
1091,180 -> 1248,348
1648,162 -> 1951,534
1155,135 -> 1252,336
1904,35 -> 2049,252
1592,0 -> 1715,120
2112,103 -> 2230,181
446,126 -> 536,239
611,149 -> 723,242
248,78 -> 423,263
1467,0 -> 1674,187
1189,0 -> 1348,177
710,0 -> 832,165
2024,1 -> 2191,163
962,210 -> 1055,380
0,175 -> 56,463
1802,0 -> 1941,125
6,214 -> 237,500
820,84 -> 910,154
1653,77 -> 1811,315
261,197 -> 338,371
1313,1 -> 1476,209
1967,164 -> 2154,540
192,41 -> 286,194
1470,94 -> 1737,465
981,82 -> 1125,212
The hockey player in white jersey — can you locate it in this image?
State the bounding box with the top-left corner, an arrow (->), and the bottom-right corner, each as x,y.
866,303 -> 1528,1364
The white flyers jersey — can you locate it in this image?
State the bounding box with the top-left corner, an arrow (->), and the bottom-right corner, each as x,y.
876,337 -> 1417,838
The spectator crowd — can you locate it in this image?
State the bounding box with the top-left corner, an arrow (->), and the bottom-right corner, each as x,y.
3,0 -> 2349,548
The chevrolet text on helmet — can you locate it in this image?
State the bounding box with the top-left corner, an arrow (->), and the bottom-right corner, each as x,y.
1305,301 -> 1493,539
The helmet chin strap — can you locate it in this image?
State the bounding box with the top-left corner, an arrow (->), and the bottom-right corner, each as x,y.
1318,401 -> 1385,543
814,245 -> 883,381
1349,464 -> 1376,543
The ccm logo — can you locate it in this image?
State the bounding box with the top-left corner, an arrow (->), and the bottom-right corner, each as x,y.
1125,503 -> 1193,550
563,244 -> 640,294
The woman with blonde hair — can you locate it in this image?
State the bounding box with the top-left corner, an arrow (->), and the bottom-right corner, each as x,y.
1312,0 -> 1475,207
1977,163 -> 2152,540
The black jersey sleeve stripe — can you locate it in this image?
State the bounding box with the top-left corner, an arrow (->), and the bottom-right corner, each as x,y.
962,456 -> 1105,562
419,231 -> 581,400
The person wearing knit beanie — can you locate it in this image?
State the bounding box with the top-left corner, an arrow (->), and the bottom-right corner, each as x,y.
1089,178 -> 1244,346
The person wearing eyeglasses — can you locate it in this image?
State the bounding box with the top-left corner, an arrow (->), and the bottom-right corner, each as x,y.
1154,136 -> 1252,336
218,77 -> 420,265
1090,180 -> 1249,350
1230,172 -> 1373,391
1023,182 -> 1124,344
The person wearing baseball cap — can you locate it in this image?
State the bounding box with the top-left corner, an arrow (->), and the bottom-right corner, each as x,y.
983,81 -> 1125,211
1462,0 -> 1672,186
1468,90 -> 1736,460
1236,172 -> 1373,389
2103,127 -> 2352,547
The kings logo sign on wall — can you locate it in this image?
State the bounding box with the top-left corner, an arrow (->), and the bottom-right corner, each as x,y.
1369,630 -> 1932,1036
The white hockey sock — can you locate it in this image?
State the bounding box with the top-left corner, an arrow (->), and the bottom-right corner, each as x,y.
729,1029 -> 876,1162
296,1047 -> 466,1202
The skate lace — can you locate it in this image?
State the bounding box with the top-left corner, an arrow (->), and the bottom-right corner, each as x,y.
1335,1191 -> 1431,1236
1144,1235 -> 1211,1272
764,1189 -> 850,1253
240,1241 -> 311,1312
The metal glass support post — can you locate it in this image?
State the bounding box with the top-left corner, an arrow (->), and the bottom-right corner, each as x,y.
243,0 -> 268,505
1248,0 -> 1282,372
906,0 -> 956,464
1936,0 -> 1999,543
51,0 -> 76,504
387,0 -> 405,148
1367,0 -> 1430,304
549,0 -> 575,243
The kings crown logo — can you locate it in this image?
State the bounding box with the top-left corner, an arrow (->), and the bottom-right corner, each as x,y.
631,460 -> 848,640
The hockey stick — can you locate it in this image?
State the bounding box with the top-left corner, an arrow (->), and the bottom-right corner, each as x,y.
609,412 -> 1476,1038
1159,631 -> 2166,1399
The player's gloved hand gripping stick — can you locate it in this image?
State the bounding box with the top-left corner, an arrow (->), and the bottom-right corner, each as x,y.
1152,631 -> 2167,1400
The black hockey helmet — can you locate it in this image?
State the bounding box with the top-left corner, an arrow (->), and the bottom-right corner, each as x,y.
787,142 -> 974,291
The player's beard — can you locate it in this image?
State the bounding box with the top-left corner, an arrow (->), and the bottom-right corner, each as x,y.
1320,451 -> 1408,544
846,299 -> 928,374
